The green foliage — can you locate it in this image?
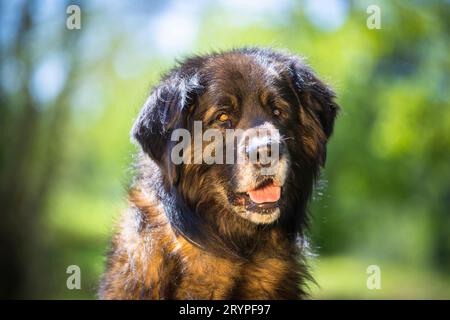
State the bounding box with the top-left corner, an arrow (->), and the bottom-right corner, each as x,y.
1,0 -> 448,299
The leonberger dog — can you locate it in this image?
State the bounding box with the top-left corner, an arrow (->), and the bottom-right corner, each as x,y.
99,48 -> 339,299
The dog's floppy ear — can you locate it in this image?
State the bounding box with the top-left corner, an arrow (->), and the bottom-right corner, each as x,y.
288,60 -> 339,139
288,56 -> 339,166
131,73 -> 202,166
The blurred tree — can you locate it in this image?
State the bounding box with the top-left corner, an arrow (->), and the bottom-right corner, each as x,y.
0,0 -> 81,298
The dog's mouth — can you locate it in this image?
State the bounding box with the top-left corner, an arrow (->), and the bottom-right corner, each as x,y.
230,179 -> 281,214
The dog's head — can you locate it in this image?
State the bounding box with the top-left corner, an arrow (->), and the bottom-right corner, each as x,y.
132,48 -> 338,253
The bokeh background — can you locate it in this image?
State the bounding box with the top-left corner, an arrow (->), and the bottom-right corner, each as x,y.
1,0 -> 449,299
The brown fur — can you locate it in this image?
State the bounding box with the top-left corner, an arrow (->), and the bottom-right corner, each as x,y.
99,48 -> 338,300
100,184 -> 307,299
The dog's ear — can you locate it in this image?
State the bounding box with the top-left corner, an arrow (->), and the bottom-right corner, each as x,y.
288,60 -> 339,139
131,73 -> 202,168
285,59 -> 339,166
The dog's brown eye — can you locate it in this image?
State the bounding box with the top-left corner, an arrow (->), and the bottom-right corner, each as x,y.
273,108 -> 281,116
217,113 -> 230,122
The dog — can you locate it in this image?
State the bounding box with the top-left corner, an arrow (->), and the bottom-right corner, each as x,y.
99,48 -> 338,299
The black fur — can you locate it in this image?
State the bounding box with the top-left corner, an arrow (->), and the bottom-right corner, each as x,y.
131,47 -> 338,259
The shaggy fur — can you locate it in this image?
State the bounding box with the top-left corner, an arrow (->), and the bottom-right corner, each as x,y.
99,48 -> 338,299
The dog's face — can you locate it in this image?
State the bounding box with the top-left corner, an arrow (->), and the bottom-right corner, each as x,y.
132,49 -> 338,249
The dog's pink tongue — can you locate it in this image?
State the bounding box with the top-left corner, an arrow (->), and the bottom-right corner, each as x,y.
247,185 -> 281,204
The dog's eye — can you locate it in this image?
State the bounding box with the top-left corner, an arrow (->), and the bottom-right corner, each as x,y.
273,108 -> 281,116
217,113 -> 230,122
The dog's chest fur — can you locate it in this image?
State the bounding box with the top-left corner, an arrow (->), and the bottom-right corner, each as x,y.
99,188 -> 307,300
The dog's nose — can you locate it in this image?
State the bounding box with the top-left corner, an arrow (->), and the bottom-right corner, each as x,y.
246,137 -> 283,168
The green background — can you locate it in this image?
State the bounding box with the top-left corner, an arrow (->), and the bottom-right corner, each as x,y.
0,0 -> 449,299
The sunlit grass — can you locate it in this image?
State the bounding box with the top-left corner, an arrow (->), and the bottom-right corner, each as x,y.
309,255 -> 450,299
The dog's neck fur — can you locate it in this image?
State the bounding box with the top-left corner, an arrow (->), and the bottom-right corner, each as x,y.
99,158 -> 311,299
